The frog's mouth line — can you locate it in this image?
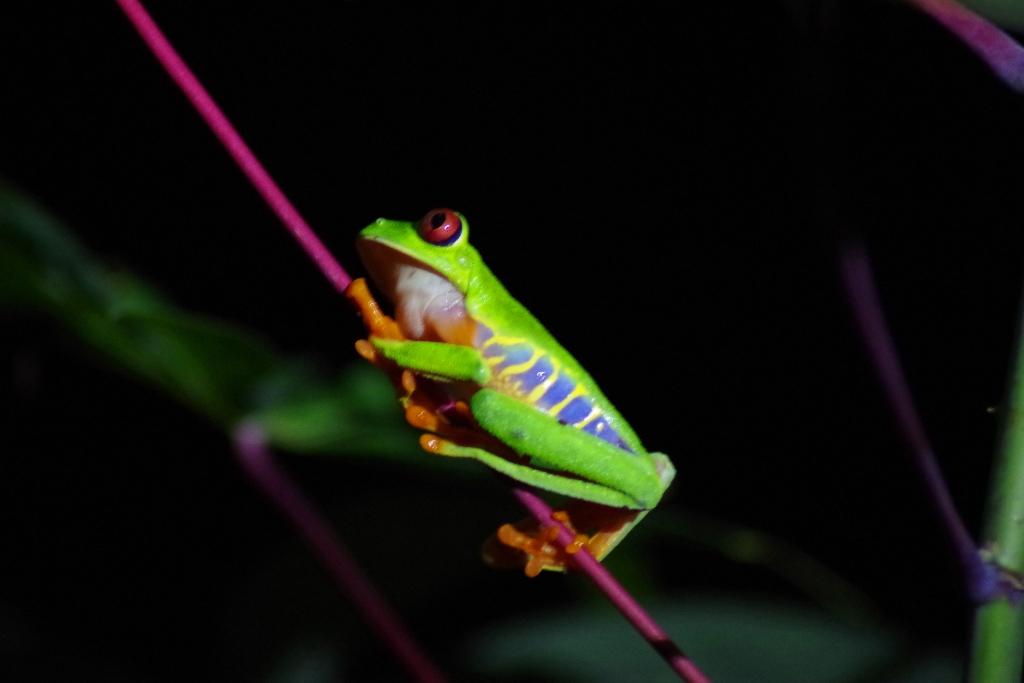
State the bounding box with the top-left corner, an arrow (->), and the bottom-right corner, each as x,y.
357,237 -> 468,341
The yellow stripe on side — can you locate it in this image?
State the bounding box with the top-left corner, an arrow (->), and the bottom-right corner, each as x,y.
578,409 -> 603,429
481,334 -> 520,367
546,385 -> 588,417
497,349 -> 542,379
525,368 -> 560,404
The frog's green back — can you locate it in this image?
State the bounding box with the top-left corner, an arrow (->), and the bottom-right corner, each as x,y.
464,256 -> 646,455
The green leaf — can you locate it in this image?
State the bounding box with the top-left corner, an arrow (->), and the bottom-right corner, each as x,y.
0,181 -> 280,422
468,596 -> 960,683
0,179 -> 418,458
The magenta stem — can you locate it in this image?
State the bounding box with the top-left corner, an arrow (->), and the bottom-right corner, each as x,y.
509,485 -> 712,683
839,242 -> 999,601
114,0 -> 352,294
115,1 -> 709,678
910,0 -> 1024,92
234,423 -> 448,683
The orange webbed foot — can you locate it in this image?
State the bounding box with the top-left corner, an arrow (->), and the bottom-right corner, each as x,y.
488,511 -> 591,577
485,503 -> 642,576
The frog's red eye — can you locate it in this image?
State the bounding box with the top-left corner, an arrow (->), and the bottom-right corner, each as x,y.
419,208 -> 462,246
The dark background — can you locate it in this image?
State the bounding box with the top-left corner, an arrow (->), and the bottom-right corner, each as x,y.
2,1 -> 1022,680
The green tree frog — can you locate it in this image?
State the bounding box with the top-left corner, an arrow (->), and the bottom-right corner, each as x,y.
346,209 -> 675,575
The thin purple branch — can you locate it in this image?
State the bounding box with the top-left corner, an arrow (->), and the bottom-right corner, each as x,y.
115,1 -> 713,677
839,241 -> 1001,602
234,423 -> 448,683
910,0 -> 1024,92
510,485 -> 712,683
114,0 -> 352,294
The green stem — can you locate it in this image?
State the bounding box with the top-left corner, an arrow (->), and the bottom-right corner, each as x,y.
969,293 -> 1024,682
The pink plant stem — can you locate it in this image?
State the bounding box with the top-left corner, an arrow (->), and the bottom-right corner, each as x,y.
910,0 -> 1024,92
510,485 -> 712,683
234,423 -> 447,683
115,1 -> 708,679
114,0 -> 352,294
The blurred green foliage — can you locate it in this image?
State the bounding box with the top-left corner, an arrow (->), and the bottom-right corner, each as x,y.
0,181 -> 415,461
962,0 -> 1024,30
470,596 -> 959,683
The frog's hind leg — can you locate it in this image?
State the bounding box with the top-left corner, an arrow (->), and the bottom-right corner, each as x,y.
485,453 -> 676,576
468,388 -> 663,509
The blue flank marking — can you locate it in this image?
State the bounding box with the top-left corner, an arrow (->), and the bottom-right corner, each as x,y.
471,324 -> 635,453
482,342 -> 506,358
537,374 -> 574,409
514,355 -> 553,392
557,396 -> 592,424
475,325 -> 494,345
492,343 -> 533,373
583,417 -> 606,436
582,417 -> 627,449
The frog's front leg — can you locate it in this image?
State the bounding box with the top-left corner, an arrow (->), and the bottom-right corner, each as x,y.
363,336 -> 499,448
344,278 -> 475,444
370,337 -> 491,385
347,276 -> 489,384
345,277 -> 404,343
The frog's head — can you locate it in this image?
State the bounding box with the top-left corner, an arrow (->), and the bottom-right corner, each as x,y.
357,209 -> 482,341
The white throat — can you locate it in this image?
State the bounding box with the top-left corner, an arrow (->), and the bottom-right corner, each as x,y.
392,263 -> 469,342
